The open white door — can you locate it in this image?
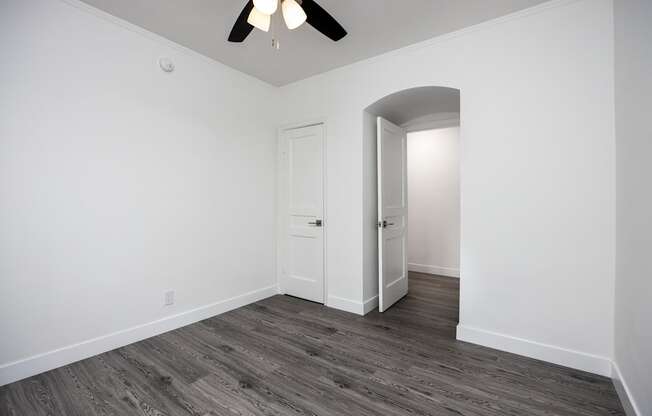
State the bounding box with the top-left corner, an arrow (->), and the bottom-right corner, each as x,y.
278,124 -> 325,303
377,117 -> 408,312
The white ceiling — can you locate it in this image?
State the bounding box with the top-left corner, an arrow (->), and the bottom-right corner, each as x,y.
80,0 -> 549,86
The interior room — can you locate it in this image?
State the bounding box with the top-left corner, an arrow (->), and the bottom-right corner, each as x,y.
406,123 -> 461,331
1,1 -> 650,415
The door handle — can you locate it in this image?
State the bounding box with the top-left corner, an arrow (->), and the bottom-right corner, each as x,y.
378,220 -> 395,228
308,219 -> 323,227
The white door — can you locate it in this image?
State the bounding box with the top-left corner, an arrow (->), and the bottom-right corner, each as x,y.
278,124 -> 325,303
377,117 -> 408,312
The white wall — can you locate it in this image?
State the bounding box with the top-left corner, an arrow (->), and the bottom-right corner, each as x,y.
279,0 -> 616,375
0,0 -> 278,385
613,0 -> 652,414
407,127 -> 460,278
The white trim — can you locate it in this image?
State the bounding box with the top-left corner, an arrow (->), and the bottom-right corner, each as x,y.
408,263 -> 460,278
327,295 -> 365,315
278,117 -> 329,131
327,295 -> 378,316
456,324 -> 612,377
0,285 -> 277,387
363,295 -> 379,315
611,361 -> 642,416
322,122 -> 328,304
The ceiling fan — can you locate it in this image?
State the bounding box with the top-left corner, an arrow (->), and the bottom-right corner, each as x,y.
228,0 -> 347,47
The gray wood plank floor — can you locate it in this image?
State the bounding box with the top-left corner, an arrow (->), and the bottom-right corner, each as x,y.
1,272 -> 625,415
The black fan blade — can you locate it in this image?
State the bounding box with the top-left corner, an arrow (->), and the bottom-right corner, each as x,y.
228,0 -> 255,42
301,0 -> 347,41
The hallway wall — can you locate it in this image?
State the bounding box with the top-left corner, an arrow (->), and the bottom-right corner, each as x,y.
407,127 -> 460,278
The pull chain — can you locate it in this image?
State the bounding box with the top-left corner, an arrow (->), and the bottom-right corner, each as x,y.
271,0 -> 280,50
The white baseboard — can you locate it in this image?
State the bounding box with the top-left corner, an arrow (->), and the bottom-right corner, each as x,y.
363,295 -> 379,315
456,324 -> 612,377
408,263 -> 459,278
611,361 -> 642,416
0,285 -> 278,387
325,295 -> 360,315
326,295 -> 378,316
327,295 -> 364,315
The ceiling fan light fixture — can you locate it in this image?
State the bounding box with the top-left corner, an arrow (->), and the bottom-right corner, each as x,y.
253,0 -> 278,15
247,7 -> 271,32
282,0 -> 307,30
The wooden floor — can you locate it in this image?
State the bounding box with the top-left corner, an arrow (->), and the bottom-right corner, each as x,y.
1,272 -> 625,415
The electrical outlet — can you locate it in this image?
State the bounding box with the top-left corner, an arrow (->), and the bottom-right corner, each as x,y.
164,291 -> 174,306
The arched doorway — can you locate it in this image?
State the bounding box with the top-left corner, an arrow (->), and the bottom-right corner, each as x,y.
362,86 -> 461,336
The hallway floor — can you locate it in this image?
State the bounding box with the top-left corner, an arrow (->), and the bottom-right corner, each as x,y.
1,272 -> 625,415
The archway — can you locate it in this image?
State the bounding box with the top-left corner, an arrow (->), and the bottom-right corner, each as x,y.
362,86 -> 461,335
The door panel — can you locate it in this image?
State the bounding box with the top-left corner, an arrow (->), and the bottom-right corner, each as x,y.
382,135 -> 405,209
279,124 -> 325,303
290,136 -> 322,211
377,117 -> 408,312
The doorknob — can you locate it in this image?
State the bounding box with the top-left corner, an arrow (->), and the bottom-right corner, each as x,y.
308,219 -> 323,227
378,220 -> 395,228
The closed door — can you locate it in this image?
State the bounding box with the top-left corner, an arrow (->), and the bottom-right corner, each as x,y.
278,124 -> 325,303
377,117 -> 408,312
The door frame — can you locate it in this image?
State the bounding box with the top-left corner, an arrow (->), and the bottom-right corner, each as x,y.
276,120 -> 328,302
